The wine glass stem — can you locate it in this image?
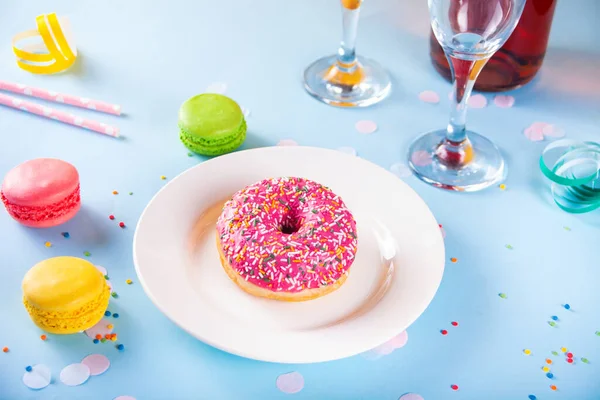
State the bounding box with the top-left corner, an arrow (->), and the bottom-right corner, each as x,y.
446,55 -> 489,143
337,0 -> 362,65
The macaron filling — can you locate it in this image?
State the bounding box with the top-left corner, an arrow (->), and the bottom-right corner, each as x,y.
1,184 -> 80,222
179,119 -> 247,155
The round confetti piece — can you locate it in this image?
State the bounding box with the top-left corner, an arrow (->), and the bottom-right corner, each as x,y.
114,396 -> 136,400
528,395 -> 537,400
205,82 -> 227,94
450,384 -> 459,391
542,366 -> 550,372
451,321 -> 458,327
364,331 -> 408,358
551,316 -> 558,321
40,335 -> 47,341
561,347 -> 568,353
581,357 -> 589,364
22,364 -> 51,390
276,139 -> 298,146
83,251 -> 91,257
399,394 -> 425,400
337,146 -> 357,157
563,304 -> 571,310
441,329 -> 448,335
84,318 -> 114,339
542,124 -> 566,139
523,349 -> 531,355
418,90 -> 440,104
2,347 -> 8,353
546,359 -> 552,365
81,354 -> 110,376
524,126 -> 544,142
109,215 -> 115,220
450,257 -> 457,263
550,385 -> 557,391
355,120 -> 378,134
390,163 -> 411,179
276,372 -> 304,394
499,293 -> 507,299
546,372 -> 554,379
61,232 -> 70,238
493,94 -> 515,108
60,363 -> 90,386
44,241 -> 51,248
410,150 -> 433,167
567,358 -> 573,364
468,94 -> 487,108
566,352 -> 573,358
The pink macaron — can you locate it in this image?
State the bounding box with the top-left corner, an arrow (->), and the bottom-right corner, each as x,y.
1,158 -> 81,228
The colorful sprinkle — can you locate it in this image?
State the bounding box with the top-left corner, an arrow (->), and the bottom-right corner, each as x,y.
25,366 -> 32,372
276,372 -> 304,394
187,152 -> 193,157
499,183 -> 506,190
113,313 -> 119,318
546,359 -> 552,365
505,244 -> 513,250
581,357 -> 589,364
129,192 -> 133,195
160,175 -> 166,180
548,321 -> 556,327
126,279 -> 132,285
101,338 -> 107,343
104,275 -> 110,280
542,366 -> 550,372
451,321 -> 459,327
119,222 -> 125,228
596,331 -> 600,336
105,334 -> 111,339
109,215 -> 115,220
105,311 -> 111,317
44,241 -> 51,247
551,351 -> 559,356
450,384 -> 459,391
40,335 -> 47,341
111,292 -> 118,298
561,347 -> 568,353
107,324 -> 114,330
551,316 -> 558,321
499,293 -> 507,299
355,120 -> 378,134
563,304 -> 571,310
567,358 -> 573,364
550,385 -> 557,391
95,334 -> 102,340
528,395 -> 537,400
563,226 -> 571,231
523,349 -> 531,355
84,251 -> 91,257
450,257 -> 457,263
61,232 -> 70,238
93,339 -> 99,344
112,190 -> 118,195
111,336 -> 117,342
441,329 -> 448,335
546,372 -> 554,379
2,347 -> 8,353
116,344 -> 124,351
566,352 -> 573,358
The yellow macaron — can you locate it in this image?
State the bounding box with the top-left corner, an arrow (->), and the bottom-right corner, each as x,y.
22,256 -> 110,334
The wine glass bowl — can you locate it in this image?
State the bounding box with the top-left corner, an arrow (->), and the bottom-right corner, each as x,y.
408,0 -> 526,191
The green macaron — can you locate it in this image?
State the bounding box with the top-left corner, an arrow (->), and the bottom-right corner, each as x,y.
178,93 -> 247,156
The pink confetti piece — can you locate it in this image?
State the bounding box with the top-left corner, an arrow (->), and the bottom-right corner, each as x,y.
95,265 -> 107,275
418,90 -> 440,104
22,364 -> 51,390
493,95 -> 515,108
205,82 -> 227,94
362,331 -> 408,359
468,94 -> 488,108
411,151 -> 433,167
440,225 -> 446,239
276,139 -> 298,146
84,318 -> 114,339
59,363 -> 90,386
355,120 -> 378,134
114,397 -> 136,400
276,372 -> 305,394
524,122 -> 548,142
542,124 -> 566,138
390,163 -> 411,178
81,354 -> 110,376
400,394 -> 425,400
337,146 -> 357,156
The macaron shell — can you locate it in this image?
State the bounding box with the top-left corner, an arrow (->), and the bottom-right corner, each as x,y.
3,186 -> 80,228
178,93 -> 244,138
1,158 -> 79,207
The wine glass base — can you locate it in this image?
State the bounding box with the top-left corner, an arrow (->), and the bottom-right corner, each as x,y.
303,55 -> 391,107
408,130 -> 506,192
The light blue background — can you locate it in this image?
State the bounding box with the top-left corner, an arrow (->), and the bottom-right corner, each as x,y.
1,1 -> 599,399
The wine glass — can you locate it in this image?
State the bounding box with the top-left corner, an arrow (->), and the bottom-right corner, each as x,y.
303,0 -> 391,107
408,0 -> 526,191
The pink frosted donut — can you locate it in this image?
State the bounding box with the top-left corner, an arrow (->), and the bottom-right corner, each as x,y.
216,177 -> 358,301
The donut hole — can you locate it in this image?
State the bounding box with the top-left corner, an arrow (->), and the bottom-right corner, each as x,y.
280,212 -> 301,234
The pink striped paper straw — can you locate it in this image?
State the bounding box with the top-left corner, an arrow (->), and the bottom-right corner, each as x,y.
0,80 -> 122,116
0,93 -> 120,138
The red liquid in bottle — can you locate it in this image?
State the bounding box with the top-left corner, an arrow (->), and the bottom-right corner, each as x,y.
430,0 -> 557,92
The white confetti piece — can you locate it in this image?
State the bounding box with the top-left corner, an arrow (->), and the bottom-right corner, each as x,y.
400,394 -> 425,400
337,146 -> 357,156
114,396 -> 136,400
22,364 -> 51,390
390,163 -> 411,178
468,94 -> 487,108
363,330 -> 408,359
355,120 -> 378,134
493,95 -> 515,108
59,363 -> 90,386
81,354 -> 110,376
94,265 -> 107,275
418,90 -> 440,104
276,372 -> 304,394
241,107 -> 251,118
206,82 -> 227,94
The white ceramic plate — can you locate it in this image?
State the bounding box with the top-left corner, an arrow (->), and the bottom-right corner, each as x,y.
133,146 -> 445,363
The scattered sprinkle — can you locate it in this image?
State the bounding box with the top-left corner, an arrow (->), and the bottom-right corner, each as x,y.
61,232 -> 70,238
493,94 -> 515,108
418,90 -> 440,104
111,292 -> 118,298
2,347 -> 8,353
111,336 -> 117,342
105,334 -> 111,339
44,241 -> 51,247
563,304 -> 571,310
129,192 -> 133,195
563,226 -> 571,231
112,190 -> 118,195
160,175 -> 166,180
93,339 -> 99,344
126,279 -> 133,285
523,349 -> 531,355
109,215 -> 115,220
551,316 -> 559,321
188,152 -> 193,157
450,257 -> 457,263
567,358 -> 573,364
542,366 -> 550,372
451,321 -> 459,327
561,347 -> 568,353
441,329 -> 448,335
546,359 -> 552,365
95,334 -> 102,340
551,351 -> 559,356
101,338 -> 107,343
40,335 -> 47,341
113,313 -> 119,318
84,251 -> 91,257
355,120 -> 378,134
596,331 -> 600,336
119,222 -> 125,228
546,372 -> 554,379
276,372 -> 304,394
116,344 -> 124,351
548,321 -> 557,327
26,366 -> 32,372
528,395 -> 537,400
499,183 -> 506,190
499,293 -> 507,299
104,275 -> 110,280
505,244 -> 513,250
566,352 -> 573,358
550,385 -> 557,391
105,311 -> 111,317
582,357 -> 589,364
450,384 -> 459,391
107,324 -> 114,330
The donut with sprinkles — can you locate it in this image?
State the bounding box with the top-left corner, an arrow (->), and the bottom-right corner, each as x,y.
216,177 -> 358,301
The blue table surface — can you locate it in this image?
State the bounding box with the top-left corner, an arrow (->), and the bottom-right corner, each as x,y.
1,0 -> 600,399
